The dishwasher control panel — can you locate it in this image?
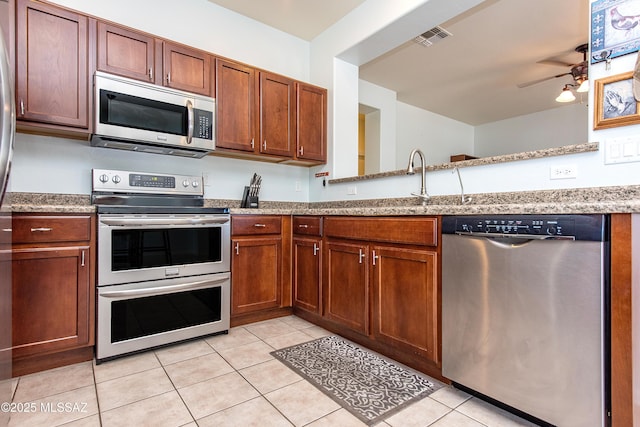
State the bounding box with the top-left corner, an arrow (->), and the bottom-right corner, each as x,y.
457,217 -> 573,236
442,215 -> 606,241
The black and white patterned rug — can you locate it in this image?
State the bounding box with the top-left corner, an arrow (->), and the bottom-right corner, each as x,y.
271,335 -> 442,425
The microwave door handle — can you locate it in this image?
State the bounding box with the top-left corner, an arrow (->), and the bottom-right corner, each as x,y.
100,274 -> 230,299
186,100 -> 194,144
100,217 -> 230,226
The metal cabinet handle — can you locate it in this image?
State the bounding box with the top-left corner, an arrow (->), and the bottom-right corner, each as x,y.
299,146 -> 304,156
372,250 -> 379,266
313,243 -> 319,256
20,99 -> 25,115
251,138 -> 255,149
81,250 -> 85,267
148,68 -> 153,80
235,242 -> 239,255
298,224 -> 309,229
30,227 -> 52,232
166,72 -> 171,84
253,224 -> 266,228
262,140 -> 267,150
1,228 -> 11,232
358,248 -> 365,264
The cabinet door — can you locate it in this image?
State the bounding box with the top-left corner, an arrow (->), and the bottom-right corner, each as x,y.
371,245 -> 439,363
215,59 -> 257,152
296,82 -> 327,162
16,0 -> 89,128
9,246 -> 91,359
259,72 -> 294,157
164,42 -> 212,96
324,240 -> 369,335
97,21 -> 158,83
231,237 -> 281,315
293,237 -> 321,314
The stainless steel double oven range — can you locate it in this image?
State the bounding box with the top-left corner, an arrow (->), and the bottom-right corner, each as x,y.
92,169 -> 230,363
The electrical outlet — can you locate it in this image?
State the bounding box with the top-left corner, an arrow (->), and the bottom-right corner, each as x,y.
549,165 -> 577,180
295,181 -> 302,192
202,173 -> 210,186
347,186 -> 357,195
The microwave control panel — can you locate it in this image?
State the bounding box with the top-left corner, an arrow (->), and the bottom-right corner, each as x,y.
194,109 -> 213,140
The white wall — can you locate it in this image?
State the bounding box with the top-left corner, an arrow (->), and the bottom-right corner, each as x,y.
396,101 -> 474,167
474,103 -> 589,157
359,80 -> 397,173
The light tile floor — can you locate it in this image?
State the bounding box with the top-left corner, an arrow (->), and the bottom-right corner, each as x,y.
6,316 -> 538,427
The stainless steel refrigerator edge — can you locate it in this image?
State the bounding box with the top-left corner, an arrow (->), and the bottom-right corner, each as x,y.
0,0 -> 14,424
442,215 -> 608,427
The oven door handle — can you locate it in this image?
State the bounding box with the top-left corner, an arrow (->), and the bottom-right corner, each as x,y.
99,217 -> 230,226
99,274 -> 230,299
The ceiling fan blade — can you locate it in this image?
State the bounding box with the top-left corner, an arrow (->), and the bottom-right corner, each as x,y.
537,59 -> 577,67
517,72 -> 571,88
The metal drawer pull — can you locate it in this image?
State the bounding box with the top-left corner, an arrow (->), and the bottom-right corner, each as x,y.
253,224 -> 266,228
1,228 -> 11,232
358,248 -> 365,264
372,250 -> 379,266
298,224 -> 309,228
313,243 -> 319,256
235,242 -> 239,255
20,100 -> 25,115
30,227 -> 52,232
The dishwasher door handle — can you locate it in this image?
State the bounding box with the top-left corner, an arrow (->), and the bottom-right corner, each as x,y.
454,231 -> 575,241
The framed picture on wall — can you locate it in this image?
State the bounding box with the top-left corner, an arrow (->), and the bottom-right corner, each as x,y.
591,0 -> 640,64
594,71 -> 640,129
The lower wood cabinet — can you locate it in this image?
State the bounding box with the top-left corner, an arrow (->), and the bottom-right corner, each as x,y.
371,245 -> 438,363
3,213 -> 96,377
324,240 -> 369,335
292,216 -> 323,315
302,216 -> 442,379
231,215 -> 292,325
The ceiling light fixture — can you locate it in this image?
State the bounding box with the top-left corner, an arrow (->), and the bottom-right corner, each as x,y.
556,84 -> 577,102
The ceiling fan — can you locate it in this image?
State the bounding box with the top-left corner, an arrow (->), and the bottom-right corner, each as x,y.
517,44 -> 589,89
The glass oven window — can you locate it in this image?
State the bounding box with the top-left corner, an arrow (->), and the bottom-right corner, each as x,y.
111,227 -> 222,271
110,287 -> 222,343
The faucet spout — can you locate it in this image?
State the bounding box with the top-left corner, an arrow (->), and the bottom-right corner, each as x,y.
453,167 -> 472,204
407,149 -> 429,203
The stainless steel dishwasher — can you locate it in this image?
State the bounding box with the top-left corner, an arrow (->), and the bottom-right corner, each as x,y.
442,214 -> 609,427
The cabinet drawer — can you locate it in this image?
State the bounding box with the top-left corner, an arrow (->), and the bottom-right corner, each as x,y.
324,216 -> 438,247
232,215 -> 282,235
293,216 -> 323,236
12,216 -> 92,244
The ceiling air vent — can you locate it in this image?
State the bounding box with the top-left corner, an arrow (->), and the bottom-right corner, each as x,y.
412,26 -> 452,47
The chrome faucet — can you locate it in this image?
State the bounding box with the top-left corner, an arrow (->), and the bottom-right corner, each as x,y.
453,167 -> 472,204
406,149 -> 429,204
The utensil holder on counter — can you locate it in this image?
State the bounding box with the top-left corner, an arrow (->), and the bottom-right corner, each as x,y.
241,186 -> 259,208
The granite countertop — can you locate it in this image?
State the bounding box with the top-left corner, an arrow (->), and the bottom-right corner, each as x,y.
8,185 -> 640,215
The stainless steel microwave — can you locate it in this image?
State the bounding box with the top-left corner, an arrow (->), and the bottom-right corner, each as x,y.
91,71 -> 215,158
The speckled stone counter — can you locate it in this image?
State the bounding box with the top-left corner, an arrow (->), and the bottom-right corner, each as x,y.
9,184 -> 640,215
329,142 -> 600,184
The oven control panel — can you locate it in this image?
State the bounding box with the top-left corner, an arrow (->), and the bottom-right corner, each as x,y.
92,169 -> 203,195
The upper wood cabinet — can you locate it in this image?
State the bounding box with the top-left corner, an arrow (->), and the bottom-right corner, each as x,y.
163,41 -> 212,96
97,21 -> 159,84
259,72 -> 295,158
216,58 -> 325,164
215,58 -> 258,153
295,82 -> 327,164
15,0 -> 90,130
97,22 -> 213,96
